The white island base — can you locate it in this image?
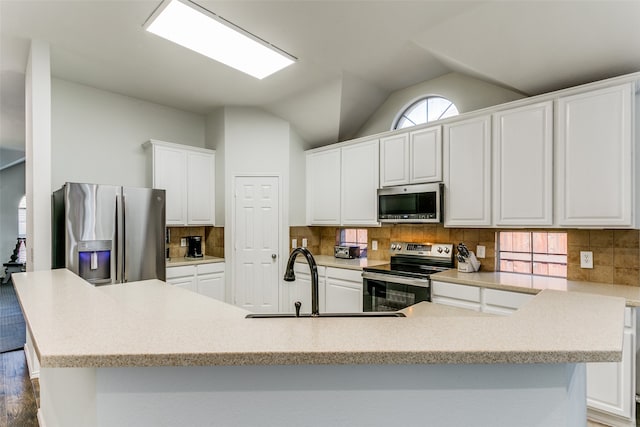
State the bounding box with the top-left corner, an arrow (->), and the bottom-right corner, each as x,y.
41,362 -> 586,427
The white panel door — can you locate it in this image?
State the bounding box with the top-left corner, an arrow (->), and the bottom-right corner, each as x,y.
187,151 -> 215,225
493,101 -> 553,226
306,149 -> 341,225
153,145 -> 187,225
380,133 -> 409,187
341,139 -> 380,226
410,126 -> 442,183
233,176 -> 280,313
556,83 -> 633,227
443,115 -> 492,227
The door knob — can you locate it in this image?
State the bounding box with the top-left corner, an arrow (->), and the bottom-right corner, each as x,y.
271,253 -> 277,259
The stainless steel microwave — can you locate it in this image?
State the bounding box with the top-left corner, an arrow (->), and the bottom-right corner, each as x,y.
377,183 -> 443,223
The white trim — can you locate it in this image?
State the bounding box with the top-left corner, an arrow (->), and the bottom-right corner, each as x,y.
143,139 -> 214,155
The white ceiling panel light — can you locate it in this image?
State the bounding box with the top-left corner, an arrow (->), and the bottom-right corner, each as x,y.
144,0 -> 296,79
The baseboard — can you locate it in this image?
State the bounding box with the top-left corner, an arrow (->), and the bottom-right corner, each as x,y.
37,408 -> 46,427
588,407 -> 636,427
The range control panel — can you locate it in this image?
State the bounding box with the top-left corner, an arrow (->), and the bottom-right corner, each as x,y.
390,242 -> 454,259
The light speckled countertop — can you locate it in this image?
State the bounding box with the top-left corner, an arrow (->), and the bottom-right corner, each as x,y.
432,270 -> 640,307
13,269 -> 624,368
166,255 -> 224,267
296,255 -> 388,270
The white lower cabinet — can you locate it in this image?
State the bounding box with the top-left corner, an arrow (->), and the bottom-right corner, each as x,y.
431,281 -> 482,311
325,267 -> 363,313
166,262 -> 225,301
587,307 -> 637,426
482,288 -> 535,315
283,265 -> 363,314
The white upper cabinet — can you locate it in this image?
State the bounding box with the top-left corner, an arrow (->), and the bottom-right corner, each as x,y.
379,126 -> 442,187
186,151 -> 216,225
306,139 -> 379,226
379,134 -> 409,187
443,115 -> 492,227
341,139 -> 380,225
147,140 -> 215,226
555,83 -> 635,227
306,148 -> 341,225
493,101 -> 553,226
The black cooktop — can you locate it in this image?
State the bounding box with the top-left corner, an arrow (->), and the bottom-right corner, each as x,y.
363,263 -> 449,278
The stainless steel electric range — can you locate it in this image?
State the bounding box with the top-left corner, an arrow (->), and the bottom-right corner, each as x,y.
362,242 -> 454,312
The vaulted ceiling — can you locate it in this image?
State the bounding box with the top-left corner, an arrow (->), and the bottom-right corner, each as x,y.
2,0 -> 640,156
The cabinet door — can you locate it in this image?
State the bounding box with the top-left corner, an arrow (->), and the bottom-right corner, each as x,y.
380,133 -> 409,187
153,145 -> 187,225
587,328 -> 634,419
410,126 -> 442,183
443,115 -> 492,227
166,276 -> 197,292
431,281 -> 481,311
283,264 -> 326,314
482,288 -> 535,315
187,151 -> 215,225
341,139 -> 380,226
197,273 -> 225,301
325,279 -> 362,313
493,102 -> 553,226
556,83 -> 634,227
306,149 -> 341,225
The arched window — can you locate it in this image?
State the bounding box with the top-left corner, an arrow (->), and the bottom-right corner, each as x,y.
394,96 -> 459,130
18,195 -> 26,238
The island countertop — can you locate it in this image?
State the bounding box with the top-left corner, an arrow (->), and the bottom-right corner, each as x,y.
13,269 -> 625,368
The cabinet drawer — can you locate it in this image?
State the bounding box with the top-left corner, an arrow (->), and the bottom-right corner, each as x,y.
431,281 -> 480,302
294,263 -> 326,276
197,262 -> 224,275
166,265 -> 196,279
484,288 -> 534,310
326,267 -> 362,283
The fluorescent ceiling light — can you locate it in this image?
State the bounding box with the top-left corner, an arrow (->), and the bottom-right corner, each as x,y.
144,0 -> 296,79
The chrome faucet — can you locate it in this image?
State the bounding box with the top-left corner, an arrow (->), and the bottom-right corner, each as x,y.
283,247 -> 319,316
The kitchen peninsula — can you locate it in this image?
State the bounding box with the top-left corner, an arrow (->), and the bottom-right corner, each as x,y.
14,269 -> 625,427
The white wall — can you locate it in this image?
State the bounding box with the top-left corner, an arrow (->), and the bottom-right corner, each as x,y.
0,161 -> 25,262
51,79 -> 206,190
205,108 -> 225,226
288,128 -> 306,226
355,72 -> 526,137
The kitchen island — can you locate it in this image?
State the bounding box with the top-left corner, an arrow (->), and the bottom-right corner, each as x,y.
13,269 -> 625,427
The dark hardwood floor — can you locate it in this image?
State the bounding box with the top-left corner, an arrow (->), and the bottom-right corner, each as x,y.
0,350 -> 38,427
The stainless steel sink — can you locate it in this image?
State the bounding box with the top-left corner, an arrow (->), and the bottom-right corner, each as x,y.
246,312 -> 405,318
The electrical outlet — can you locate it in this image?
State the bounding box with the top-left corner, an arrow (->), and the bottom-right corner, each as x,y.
302,238 -> 308,248
476,245 -> 485,258
580,251 -> 593,269
372,240 -> 378,251
292,239 -> 297,248
180,238 -> 187,247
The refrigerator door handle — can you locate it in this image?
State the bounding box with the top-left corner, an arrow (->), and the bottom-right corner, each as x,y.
122,193 -> 127,283
115,193 -> 124,283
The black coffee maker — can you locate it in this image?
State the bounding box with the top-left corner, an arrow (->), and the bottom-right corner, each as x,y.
187,236 -> 203,258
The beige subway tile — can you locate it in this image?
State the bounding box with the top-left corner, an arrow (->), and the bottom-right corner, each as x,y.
449,229 -> 465,245
368,226 -> 391,239
567,249 -> 581,267
478,229 -> 496,243
435,226 -> 451,242
480,257 -> 496,271
589,230 -> 614,248
423,226 -> 437,242
463,229 -> 480,243
567,229 -> 590,247
613,248 -> 640,268
589,265 -> 613,284
614,230 -> 640,249
593,247 -> 613,267
567,265 -> 589,281
614,268 -> 640,286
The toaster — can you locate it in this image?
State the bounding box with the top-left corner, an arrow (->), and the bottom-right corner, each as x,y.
334,245 -> 361,259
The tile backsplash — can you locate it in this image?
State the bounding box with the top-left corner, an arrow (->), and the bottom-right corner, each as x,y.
167,226 -> 224,259
289,225 -> 640,287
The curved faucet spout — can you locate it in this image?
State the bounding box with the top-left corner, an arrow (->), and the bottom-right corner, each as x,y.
284,247 -> 319,316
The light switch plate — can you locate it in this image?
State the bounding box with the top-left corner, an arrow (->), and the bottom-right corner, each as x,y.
180,238 -> 187,247
292,239 -> 297,248
302,238 -> 308,247
372,240 -> 378,251
580,251 -> 593,269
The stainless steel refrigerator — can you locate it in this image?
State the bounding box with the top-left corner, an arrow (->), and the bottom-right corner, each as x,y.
52,182 -> 166,284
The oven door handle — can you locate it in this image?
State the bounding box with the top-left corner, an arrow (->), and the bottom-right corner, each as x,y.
362,272 -> 430,288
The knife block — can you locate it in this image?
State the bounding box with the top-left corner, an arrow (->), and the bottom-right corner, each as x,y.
458,251 -> 481,273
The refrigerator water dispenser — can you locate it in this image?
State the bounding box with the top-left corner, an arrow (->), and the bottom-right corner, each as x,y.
78,240 -> 112,285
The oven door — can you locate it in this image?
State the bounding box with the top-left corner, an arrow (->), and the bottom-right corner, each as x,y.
362,272 -> 430,312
